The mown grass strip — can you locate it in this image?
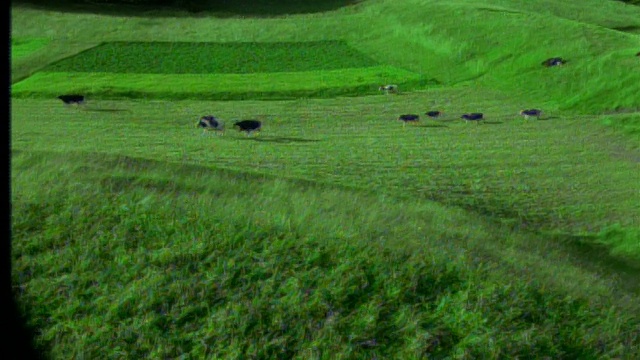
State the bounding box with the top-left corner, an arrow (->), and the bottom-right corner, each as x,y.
11,37 -> 51,60
11,67 -> 435,100
43,41 -> 381,74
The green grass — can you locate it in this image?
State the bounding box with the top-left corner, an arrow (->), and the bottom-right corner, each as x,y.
349,0 -> 640,112
11,93 -> 640,256
600,113 -> 640,146
44,41 -> 381,73
11,37 -> 51,59
11,149 -> 640,358
11,66 -> 432,100
10,0 -> 640,357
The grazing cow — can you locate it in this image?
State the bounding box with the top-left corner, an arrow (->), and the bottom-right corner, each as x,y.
398,114 -> 420,127
541,57 -> 566,67
233,120 -> 262,136
379,84 -> 399,94
425,110 -> 442,119
197,115 -> 225,135
519,109 -> 543,120
58,94 -> 85,106
461,113 -> 484,124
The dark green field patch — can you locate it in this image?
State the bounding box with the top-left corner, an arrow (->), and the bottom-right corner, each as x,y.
44,41 -> 381,74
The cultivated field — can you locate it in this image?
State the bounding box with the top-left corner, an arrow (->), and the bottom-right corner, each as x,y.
10,0 -> 640,358
12,40 -> 430,99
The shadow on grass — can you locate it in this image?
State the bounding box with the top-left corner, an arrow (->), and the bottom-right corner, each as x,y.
236,136 -> 321,143
434,118 -> 462,123
610,25 -> 640,34
416,123 -> 449,128
12,0 -> 365,18
545,232 -> 640,294
458,121 -> 502,125
83,108 -> 132,113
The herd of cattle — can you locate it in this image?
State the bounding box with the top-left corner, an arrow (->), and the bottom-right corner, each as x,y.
394,108 -> 543,127
57,94 -> 262,136
57,53 -> 640,136
56,91 -> 541,136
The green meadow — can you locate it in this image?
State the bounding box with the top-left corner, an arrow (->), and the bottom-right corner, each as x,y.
11,37 -> 51,60
12,40 -> 432,99
10,0 -> 640,358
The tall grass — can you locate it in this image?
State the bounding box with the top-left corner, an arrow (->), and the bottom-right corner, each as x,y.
12,150 -> 640,358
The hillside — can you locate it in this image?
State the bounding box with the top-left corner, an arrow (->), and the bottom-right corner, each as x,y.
10,0 -> 640,358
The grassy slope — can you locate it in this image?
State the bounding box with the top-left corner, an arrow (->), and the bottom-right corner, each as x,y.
11,0 -> 640,111
347,0 -> 640,112
11,95 -> 640,236
11,94 -> 640,357
12,149 -> 640,358
10,0 -> 640,358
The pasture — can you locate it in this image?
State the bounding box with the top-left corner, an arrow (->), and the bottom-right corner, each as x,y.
10,0 -> 640,358
11,40 -> 429,99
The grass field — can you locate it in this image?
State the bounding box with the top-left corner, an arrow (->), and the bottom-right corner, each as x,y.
44,41 -> 382,73
11,66 -> 431,100
11,37 -> 51,59
12,40 -> 432,99
10,0 -> 640,358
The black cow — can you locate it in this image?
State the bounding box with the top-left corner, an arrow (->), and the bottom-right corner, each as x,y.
425,110 -> 442,119
398,114 -> 420,127
519,109 -> 543,120
197,115 -> 225,135
541,57 -> 566,67
58,94 -> 85,105
461,113 -> 484,124
233,120 -> 262,136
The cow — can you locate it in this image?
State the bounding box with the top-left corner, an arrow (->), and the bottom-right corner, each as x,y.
398,114 -> 420,127
379,84 -> 399,94
519,109 -> 543,120
233,120 -> 262,136
541,57 -> 566,67
461,113 -> 484,124
58,94 -> 85,106
197,115 -> 225,135
425,110 -> 442,119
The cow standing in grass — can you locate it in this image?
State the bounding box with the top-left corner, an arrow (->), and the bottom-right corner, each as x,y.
541,57 -> 566,67
233,120 -> 262,136
519,109 -> 543,120
461,113 -> 484,124
379,84 -> 399,94
197,115 -> 225,135
398,114 -> 420,127
425,111 -> 443,119
58,94 -> 85,107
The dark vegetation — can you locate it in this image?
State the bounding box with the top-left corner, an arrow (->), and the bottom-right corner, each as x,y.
11,0 -> 365,17
45,41 -> 380,74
